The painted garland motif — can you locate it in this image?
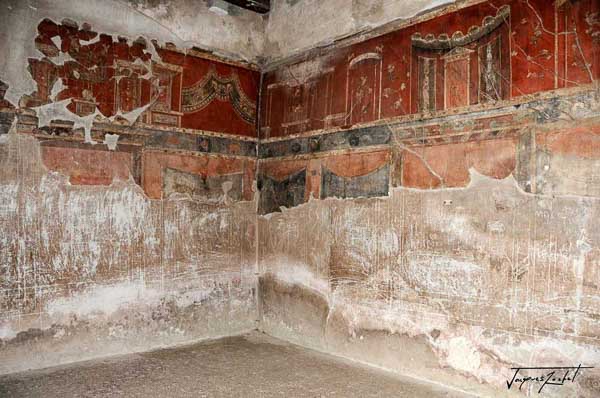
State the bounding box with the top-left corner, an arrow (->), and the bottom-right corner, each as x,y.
182,67 -> 256,125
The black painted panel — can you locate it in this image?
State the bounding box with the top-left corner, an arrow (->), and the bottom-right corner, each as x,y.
222,0 -> 269,13
0,112 -> 15,136
321,164 -> 390,199
258,169 -> 306,214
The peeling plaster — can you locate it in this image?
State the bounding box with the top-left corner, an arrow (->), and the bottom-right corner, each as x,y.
46,280 -> 163,318
125,0 -> 265,61
0,0 -> 264,135
103,133 -> 120,150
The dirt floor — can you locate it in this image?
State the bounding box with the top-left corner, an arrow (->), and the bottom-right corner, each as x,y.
0,332 -> 473,397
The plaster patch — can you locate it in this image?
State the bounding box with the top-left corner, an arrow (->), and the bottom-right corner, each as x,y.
445,336 -> 481,374
0,324 -> 16,340
103,133 -> 120,150
263,259 -> 329,297
46,280 -> 163,318
405,255 -> 485,299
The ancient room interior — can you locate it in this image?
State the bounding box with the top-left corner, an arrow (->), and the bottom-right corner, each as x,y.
0,0 -> 598,396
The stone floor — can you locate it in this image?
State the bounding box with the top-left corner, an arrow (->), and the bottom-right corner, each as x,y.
0,332 -> 472,397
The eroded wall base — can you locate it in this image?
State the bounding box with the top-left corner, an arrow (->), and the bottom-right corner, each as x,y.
258,169 -> 600,397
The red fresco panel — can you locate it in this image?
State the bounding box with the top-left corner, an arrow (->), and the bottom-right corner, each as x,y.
537,125 -> 600,159
179,55 -> 259,136
564,0 -> 600,86
401,138 -> 517,189
41,146 -> 133,186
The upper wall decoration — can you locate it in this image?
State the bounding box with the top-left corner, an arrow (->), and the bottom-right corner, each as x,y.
259,0 -> 600,139
25,18 -> 259,137
181,67 -> 256,125
28,18 -> 154,117
346,49 -> 383,126
260,66 -> 336,137
411,5 -> 510,50
411,5 -> 511,113
142,62 -> 183,128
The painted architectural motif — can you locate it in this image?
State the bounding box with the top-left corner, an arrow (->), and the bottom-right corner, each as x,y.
258,0 -> 599,213
9,19 -> 260,202
27,18 -> 258,136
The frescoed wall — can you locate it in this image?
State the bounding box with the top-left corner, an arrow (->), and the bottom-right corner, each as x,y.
15,17 -> 260,201
28,18 -> 258,135
1,0 -> 600,396
260,0 -> 598,139
257,1 -> 600,396
0,1 -> 260,375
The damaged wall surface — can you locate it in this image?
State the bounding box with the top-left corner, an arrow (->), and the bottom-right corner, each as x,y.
257,97 -> 600,397
257,0 -> 600,396
264,0 -> 457,62
1,0 -> 600,396
0,0 -> 265,100
0,133 -> 257,374
258,164 -> 600,396
0,0 -> 260,375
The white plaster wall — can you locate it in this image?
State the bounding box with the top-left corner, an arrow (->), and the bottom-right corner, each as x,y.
263,0 -> 456,62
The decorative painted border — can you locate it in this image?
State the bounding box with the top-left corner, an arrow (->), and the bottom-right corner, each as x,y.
258,88 -> 598,159
15,113 -> 257,158
411,5 -> 510,50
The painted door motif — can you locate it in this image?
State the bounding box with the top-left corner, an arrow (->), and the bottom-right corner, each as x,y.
444,47 -> 473,109
347,52 -> 382,125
